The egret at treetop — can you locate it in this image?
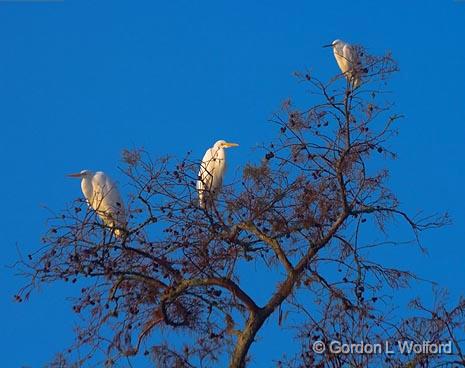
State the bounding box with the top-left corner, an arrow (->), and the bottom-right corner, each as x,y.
323,39 -> 362,88
68,170 -> 127,237
197,140 -> 239,209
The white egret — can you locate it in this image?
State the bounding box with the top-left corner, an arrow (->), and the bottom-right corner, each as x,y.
323,39 -> 362,88
197,140 -> 239,208
68,170 -> 127,237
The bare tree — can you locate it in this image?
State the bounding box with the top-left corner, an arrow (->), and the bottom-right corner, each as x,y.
16,46 -> 462,368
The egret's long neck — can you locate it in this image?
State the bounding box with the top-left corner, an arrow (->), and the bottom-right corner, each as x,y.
81,176 -> 94,201
214,147 -> 225,161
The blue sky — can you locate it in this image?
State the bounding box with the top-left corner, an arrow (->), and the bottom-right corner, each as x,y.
0,0 -> 464,366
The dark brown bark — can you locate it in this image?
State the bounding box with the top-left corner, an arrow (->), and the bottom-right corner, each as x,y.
229,212 -> 350,367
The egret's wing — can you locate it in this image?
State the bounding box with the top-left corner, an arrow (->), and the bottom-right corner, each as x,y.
197,148 -> 215,192
103,175 -> 126,224
92,172 -> 127,232
197,148 -> 214,208
342,44 -> 362,87
342,44 -> 357,65
104,175 -> 126,218
197,147 -> 227,208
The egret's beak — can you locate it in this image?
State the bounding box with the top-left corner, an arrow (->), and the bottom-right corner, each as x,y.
322,44 -> 333,48
67,172 -> 83,178
224,142 -> 239,148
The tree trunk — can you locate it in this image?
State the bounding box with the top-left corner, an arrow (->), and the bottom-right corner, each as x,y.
229,310 -> 266,368
229,273 -> 298,367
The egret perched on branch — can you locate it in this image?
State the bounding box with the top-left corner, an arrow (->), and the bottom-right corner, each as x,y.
197,140 -> 239,208
323,39 -> 362,88
68,170 -> 127,237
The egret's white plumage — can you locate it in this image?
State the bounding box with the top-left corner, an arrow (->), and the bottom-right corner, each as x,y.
197,140 -> 239,208
68,170 -> 127,237
325,39 -> 362,88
